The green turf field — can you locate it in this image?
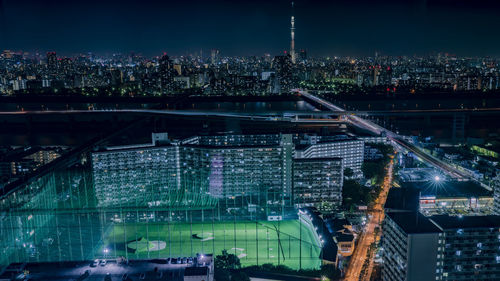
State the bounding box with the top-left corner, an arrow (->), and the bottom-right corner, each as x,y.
102,220 -> 322,269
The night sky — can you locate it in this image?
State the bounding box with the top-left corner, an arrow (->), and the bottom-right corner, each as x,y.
1,0 -> 500,57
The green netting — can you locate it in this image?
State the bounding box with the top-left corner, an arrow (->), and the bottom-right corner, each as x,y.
0,167 -> 322,270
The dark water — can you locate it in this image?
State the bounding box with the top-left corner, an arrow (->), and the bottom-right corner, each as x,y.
0,98 -> 316,112
177,100 -> 316,112
0,100 -> 320,146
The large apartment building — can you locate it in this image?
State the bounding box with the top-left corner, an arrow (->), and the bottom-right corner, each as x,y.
383,212 -> 500,281
92,133 -> 352,211
294,135 -> 364,177
293,158 -> 343,210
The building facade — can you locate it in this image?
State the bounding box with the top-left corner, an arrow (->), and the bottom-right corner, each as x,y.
292,158 -> 343,211
494,175 -> 500,215
382,212 -> 441,281
431,215 -> 500,281
92,134 -> 294,213
382,212 -> 500,281
295,137 -> 364,177
91,133 -> 358,213
92,146 -> 180,207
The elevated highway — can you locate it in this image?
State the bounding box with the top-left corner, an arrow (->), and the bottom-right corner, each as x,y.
299,90 -> 469,180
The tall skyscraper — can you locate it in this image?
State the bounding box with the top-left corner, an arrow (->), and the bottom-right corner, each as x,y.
272,54 -> 293,93
46,51 -> 57,73
290,1 -> 296,64
210,49 -> 220,65
158,53 -> 174,93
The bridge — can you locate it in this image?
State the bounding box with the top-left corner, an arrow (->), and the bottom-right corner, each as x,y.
298,90 -> 469,180
0,108 -> 348,124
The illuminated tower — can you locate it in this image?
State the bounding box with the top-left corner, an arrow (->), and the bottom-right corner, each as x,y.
290,1 -> 296,64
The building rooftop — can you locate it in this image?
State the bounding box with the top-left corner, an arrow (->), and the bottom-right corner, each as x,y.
384,187 -> 420,212
334,232 -> 355,243
184,266 -> 208,276
430,215 -> 500,230
401,180 -> 491,198
386,212 -> 442,234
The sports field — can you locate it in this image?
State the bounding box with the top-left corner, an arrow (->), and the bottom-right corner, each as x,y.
102,220 -> 322,269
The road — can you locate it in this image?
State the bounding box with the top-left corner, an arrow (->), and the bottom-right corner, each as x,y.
298,90 -> 468,180
343,159 -> 394,281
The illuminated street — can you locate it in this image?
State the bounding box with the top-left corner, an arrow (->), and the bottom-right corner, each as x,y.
344,158 -> 394,281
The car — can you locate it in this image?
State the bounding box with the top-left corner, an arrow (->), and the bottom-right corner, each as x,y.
187,257 -> 193,264
177,257 -> 182,264
90,259 -> 99,267
99,259 -> 107,266
182,257 -> 187,264
170,258 -> 177,264
166,258 -> 171,264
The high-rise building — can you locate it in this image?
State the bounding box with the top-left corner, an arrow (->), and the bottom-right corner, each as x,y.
431,215 -> 500,281
210,49 -> 220,65
382,212 -> 442,281
91,146 -> 180,207
158,54 -> 174,93
91,134 -> 294,212
294,136 -> 364,177
91,133 -> 361,214
293,158 -> 343,211
272,54 -> 293,93
382,212 -> 500,281
46,52 -> 57,73
180,144 -> 288,199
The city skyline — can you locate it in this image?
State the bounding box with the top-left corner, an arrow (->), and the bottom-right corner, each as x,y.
1,1 -> 500,280
2,0 -> 500,57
